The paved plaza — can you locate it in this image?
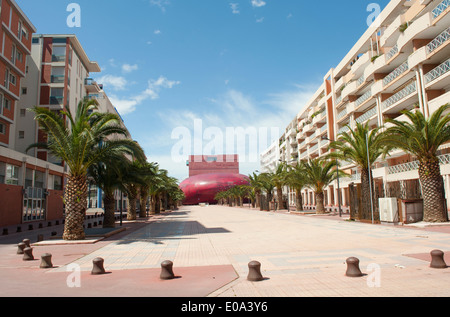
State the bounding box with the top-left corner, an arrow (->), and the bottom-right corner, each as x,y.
0,205 -> 449,298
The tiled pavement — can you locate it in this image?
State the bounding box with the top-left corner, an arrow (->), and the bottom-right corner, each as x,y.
1,205 -> 450,297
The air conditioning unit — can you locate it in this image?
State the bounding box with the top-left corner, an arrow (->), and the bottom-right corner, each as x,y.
379,198 -> 399,223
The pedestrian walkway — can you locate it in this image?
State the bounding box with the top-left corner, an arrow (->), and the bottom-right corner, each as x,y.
0,205 -> 449,298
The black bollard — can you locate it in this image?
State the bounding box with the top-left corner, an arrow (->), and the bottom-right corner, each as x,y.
17,242 -> 26,254
23,247 -> 34,261
91,257 -> 106,275
247,261 -> 264,281
346,257 -> 363,277
430,250 -> 447,269
40,253 -> 53,268
160,260 -> 175,280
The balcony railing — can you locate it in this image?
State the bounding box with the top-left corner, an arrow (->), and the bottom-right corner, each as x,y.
382,82 -> 417,110
388,153 -> 450,174
426,27 -> 450,55
309,144 -> 319,153
355,90 -> 372,108
431,0 -> 450,20
355,107 -> 377,124
425,58 -> 450,84
383,61 -> 409,86
337,108 -> 347,120
50,96 -> 64,105
337,125 -> 350,135
52,55 -> 65,62
51,75 -> 65,84
386,44 -> 399,61
357,75 -> 365,86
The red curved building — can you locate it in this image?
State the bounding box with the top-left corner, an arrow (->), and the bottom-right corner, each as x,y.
180,173 -> 249,205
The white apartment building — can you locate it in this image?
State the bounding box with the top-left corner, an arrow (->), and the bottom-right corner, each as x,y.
272,0 -> 450,219
260,139 -> 280,173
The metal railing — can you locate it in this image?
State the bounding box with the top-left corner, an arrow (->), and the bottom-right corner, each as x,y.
388,153 -> 450,174
355,107 -> 377,124
383,61 -> 409,86
355,90 -> 372,108
337,125 -> 350,135
426,27 -> 450,55
337,108 -> 347,120
382,82 -> 417,110
425,58 -> 450,84
432,0 -> 450,20
386,44 -> 399,60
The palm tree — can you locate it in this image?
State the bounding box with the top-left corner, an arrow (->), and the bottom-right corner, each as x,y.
271,163 -> 288,210
88,155 -> 128,228
285,161 -> 308,212
259,172 -> 275,211
248,172 -> 263,208
327,122 -> 391,221
137,162 -> 158,217
384,104 -> 450,223
303,158 -> 343,214
28,99 -> 145,240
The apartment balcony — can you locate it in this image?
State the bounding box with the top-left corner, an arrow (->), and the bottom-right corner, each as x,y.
386,44 -> 400,63
49,96 -> 64,105
355,106 -> 378,125
51,55 -> 66,63
85,78 -> 102,93
50,75 -> 65,84
431,0 -> 450,21
424,58 -> 450,88
383,61 -> 409,87
428,90 -> 450,115
336,107 -> 348,122
382,81 -> 418,113
380,14 -> 406,48
354,89 -> 373,109
337,125 -> 350,136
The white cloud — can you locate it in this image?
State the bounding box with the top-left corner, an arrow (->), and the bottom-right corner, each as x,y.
108,76 -> 180,115
96,74 -> 127,91
122,64 -> 139,73
230,3 -> 240,14
251,0 -> 266,8
154,29 -> 161,35
150,0 -> 170,12
256,17 -> 264,23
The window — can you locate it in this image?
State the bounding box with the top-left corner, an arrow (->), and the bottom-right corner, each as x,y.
18,131 -> 24,139
4,68 -> 9,88
20,109 -> 26,117
0,94 -> 3,115
18,21 -> 22,40
9,73 -> 16,86
21,87 -> 27,95
0,123 -> 5,134
32,38 -> 39,44
50,88 -> 64,105
21,27 -> 28,40
16,50 -> 23,63
4,97 -> 10,110
11,45 -> 16,63
5,164 -> 19,185
51,66 -> 65,83
52,46 -> 66,62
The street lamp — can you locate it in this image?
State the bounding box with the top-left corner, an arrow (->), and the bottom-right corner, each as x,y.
322,137 -> 342,217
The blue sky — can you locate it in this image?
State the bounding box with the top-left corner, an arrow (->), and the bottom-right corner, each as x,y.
17,0 -> 390,182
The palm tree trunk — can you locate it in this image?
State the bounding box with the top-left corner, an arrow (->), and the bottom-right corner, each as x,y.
315,191 -> 325,214
103,192 -> 116,228
150,196 -> 157,214
139,193 -> 148,218
277,186 -> 283,210
360,168 -> 377,221
295,189 -> 303,212
419,159 -> 448,222
63,175 -> 87,240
